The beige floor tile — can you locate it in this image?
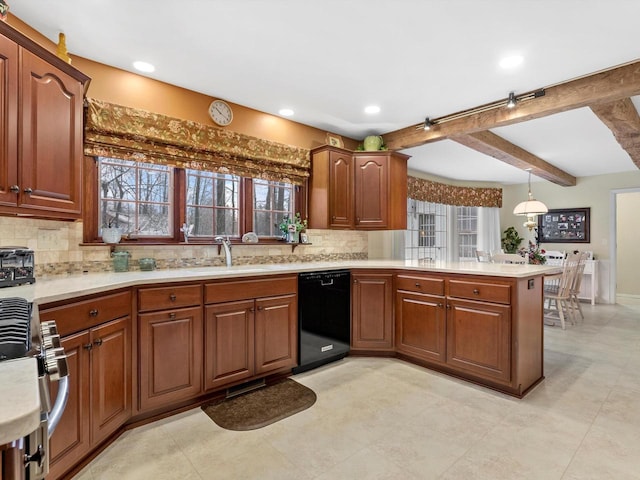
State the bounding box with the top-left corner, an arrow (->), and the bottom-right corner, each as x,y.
314,446 -> 421,480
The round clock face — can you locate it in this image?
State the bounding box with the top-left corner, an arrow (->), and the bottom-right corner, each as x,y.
208,100 -> 233,126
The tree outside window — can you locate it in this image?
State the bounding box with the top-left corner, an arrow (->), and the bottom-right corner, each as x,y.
186,170 -> 239,237
253,179 -> 293,237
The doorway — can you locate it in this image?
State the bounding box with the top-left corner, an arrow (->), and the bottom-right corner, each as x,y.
610,188 -> 640,305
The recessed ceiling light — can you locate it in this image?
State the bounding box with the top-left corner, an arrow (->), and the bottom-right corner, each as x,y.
364,105 -> 381,114
499,55 -> 524,70
133,61 -> 155,73
278,108 -> 294,117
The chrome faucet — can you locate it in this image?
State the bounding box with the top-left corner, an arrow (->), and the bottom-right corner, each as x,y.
215,236 -> 232,267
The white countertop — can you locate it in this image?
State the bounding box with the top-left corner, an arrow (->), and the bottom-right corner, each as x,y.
0,357 -> 41,445
0,259 -> 561,305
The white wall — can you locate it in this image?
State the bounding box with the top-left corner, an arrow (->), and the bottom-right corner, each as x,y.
616,191 -> 640,296
501,170 -> 640,303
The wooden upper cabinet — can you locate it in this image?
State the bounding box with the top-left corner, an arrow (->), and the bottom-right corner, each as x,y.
0,34 -> 18,208
0,22 -> 90,220
309,146 -> 408,230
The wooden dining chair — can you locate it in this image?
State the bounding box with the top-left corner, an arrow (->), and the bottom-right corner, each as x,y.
544,253 -> 580,329
569,252 -> 589,321
491,253 -> 526,264
475,250 -> 492,262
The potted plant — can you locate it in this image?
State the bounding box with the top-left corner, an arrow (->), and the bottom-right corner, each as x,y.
501,226 -> 524,254
101,221 -> 122,244
278,213 -> 307,243
519,241 -> 547,265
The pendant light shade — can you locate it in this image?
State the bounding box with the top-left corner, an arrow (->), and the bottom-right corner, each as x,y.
513,170 -> 547,230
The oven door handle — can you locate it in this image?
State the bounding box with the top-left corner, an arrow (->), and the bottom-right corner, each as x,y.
48,375 -> 69,437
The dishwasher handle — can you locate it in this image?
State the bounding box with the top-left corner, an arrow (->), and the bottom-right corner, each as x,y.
320,279 -> 334,287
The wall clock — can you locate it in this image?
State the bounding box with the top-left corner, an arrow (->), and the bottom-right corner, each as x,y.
208,99 -> 233,126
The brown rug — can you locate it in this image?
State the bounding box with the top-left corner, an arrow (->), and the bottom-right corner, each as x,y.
201,379 -> 316,431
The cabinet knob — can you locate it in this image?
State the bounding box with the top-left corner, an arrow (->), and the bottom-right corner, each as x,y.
437,303 -> 443,308
473,289 -> 480,295
24,187 -> 33,194
83,343 -> 93,350
89,309 -> 99,317
415,283 -> 421,288
93,338 -> 103,346
169,294 -> 177,301
356,217 -> 360,223
249,307 -> 255,313
9,185 -> 19,193
446,304 -> 451,310
169,312 -> 176,319
257,306 -> 264,311
353,279 -> 358,284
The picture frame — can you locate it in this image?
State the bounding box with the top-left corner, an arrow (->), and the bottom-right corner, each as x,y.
538,207 -> 590,243
326,133 -> 344,148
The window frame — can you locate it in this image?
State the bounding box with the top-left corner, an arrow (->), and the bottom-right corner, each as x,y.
83,156 -> 307,245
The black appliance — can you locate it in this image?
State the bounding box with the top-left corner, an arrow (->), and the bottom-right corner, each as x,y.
294,270 -> 350,374
0,247 -> 35,288
0,297 -> 69,480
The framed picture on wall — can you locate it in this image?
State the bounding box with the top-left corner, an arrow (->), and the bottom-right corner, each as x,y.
538,207 -> 590,243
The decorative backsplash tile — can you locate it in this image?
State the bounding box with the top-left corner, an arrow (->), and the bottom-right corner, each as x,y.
1,219 -> 369,276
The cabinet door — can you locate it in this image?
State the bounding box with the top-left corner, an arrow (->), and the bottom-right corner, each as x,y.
139,306 -> 203,410
48,331 -> 91,480
395,291 -> 446,364
328,150 -> 353,228
354,155 -> 388,229
90,316 -> 131,445
204,300 -> 255,390
19,48 -> 83,217
446,298 -> 511,384
0,34 -> 18,207
254,294 -> 297,374
351,273 -> 393,350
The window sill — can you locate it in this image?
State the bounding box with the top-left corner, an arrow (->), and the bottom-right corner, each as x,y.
80,240 -> 312,253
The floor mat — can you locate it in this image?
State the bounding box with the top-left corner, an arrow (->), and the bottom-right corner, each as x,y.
201,378 -> 316,431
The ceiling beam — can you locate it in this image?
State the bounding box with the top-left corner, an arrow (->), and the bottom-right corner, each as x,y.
384,60 -> 640,151
590,98 -> 640,169
452,131 -> 576,186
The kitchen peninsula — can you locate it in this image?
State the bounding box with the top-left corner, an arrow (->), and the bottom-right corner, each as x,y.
1,260 -> 558,480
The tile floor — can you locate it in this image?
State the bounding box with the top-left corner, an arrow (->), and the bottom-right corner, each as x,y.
72,302 -> 640,479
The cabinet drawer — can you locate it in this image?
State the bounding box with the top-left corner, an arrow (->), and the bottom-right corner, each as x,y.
40,291 -> 131,337
138,284 -> 202,312
447,279 -> 510,304
204,275 -> 296,304
396,274 -> 444,295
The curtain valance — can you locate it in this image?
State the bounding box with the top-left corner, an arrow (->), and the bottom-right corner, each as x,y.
407,176 -> 502,208
84,98 -> 311,184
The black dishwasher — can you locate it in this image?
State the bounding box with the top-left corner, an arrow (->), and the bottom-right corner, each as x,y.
293,270 -> 351,374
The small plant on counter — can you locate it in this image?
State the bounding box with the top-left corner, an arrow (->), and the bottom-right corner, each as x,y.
278,213 -> 308,240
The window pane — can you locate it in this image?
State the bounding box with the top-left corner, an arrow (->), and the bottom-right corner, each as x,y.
186,170 -> 240,237
253,179 -> 294,237
98,158 -> 173,237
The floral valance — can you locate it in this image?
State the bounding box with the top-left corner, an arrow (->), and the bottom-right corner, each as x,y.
407,176 -> 502,208
84,98 -> 310,184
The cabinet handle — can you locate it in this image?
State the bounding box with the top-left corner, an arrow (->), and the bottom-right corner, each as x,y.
415,283 -> 421,288
89,309 -> 99,317
169,312 -> 176,319
473,289 -> 480,295
93,338 -> 103,346
83,343 -> 93,350
9,185 -> 19,193
24,187 -> 33,194
169,294 -> 177,302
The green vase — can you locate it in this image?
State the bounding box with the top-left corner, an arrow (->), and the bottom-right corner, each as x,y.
363,135 -> 383,151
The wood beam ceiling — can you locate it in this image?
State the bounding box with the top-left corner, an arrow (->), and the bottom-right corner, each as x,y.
590,97 -> 640,169
384,60 -> 640,186
452,131 -> 577,186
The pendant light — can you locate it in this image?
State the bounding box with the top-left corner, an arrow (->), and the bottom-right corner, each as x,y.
513,169 -> 547,230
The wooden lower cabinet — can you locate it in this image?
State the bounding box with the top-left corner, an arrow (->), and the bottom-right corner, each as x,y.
395,291 -> 446,364
138,306 -> 203,411
204,294 -> 297,390
446,298 -> 511,384
48,316 -> 131,480
351,271 -> 393,351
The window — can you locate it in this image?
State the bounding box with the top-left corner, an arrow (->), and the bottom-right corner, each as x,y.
418,213 -> 435,247
457,206 -> 478,261
186,170 -> 240,237
252,179 -> 294,237
99,158 -> 172,237
93,157 -> 299,243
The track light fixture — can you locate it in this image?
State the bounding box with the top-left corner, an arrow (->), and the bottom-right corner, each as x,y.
414,89 -> 545,132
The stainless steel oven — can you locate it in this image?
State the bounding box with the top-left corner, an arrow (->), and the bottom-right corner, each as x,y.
0,297 -> 69,480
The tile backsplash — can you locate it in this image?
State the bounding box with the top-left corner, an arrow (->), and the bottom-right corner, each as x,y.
0,217 -> 368,276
